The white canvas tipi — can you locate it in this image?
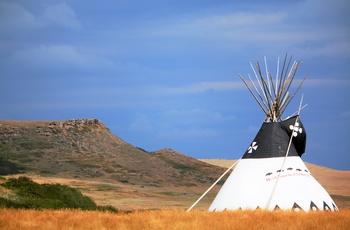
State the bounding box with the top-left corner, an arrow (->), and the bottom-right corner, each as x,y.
207,55 -> 338,212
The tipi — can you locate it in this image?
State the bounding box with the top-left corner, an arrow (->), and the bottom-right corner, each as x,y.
208,55 -> 338,212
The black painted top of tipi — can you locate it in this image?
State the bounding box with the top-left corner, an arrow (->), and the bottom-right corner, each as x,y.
242,116 -> 306,159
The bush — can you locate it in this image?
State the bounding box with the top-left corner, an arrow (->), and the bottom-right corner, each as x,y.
0,197 -> 22,208
0,176 -> 117,212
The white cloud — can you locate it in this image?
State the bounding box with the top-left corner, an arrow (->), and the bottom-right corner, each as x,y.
292,41 -> 350,58
156,81 -> 245,94
0,2 -> 42,30
184,11 -> 287,30
7,44 -> 118,73
137,0 -> 349,59
149,11 -> 287,41
60,81 -> 245,99
42,2 -> 81,29
162,108 -> 235,125
303,79 -> 350,87
0,1 -> 81,31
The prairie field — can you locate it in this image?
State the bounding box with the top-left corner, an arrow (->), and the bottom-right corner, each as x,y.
1,209 -> 349,230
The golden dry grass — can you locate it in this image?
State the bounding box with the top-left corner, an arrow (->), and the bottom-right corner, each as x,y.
0,209 -> 349,230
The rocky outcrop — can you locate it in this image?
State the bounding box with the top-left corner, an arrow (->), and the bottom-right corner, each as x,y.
0,126 -> 29,137
0,119 -> 105,138
48,119 -> 103,130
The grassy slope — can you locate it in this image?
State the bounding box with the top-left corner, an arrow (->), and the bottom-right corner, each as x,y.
0,119 -> 225,211
0,119 -> 224,186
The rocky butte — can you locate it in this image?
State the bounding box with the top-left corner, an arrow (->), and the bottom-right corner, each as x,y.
0,118 -> 224,186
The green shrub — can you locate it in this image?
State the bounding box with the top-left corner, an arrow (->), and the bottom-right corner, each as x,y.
0,176 -> 117,212
0,197 -> 22,208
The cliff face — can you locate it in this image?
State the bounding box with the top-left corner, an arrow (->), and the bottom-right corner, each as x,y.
0,119 -> 223,186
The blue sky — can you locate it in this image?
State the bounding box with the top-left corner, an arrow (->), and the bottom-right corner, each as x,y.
1,0 -> 349,170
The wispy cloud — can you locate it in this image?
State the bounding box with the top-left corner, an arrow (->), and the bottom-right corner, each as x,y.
303,79 -> 350,87
6,44 -> 119,74
1,0 -> 349,169
42,2 -> 81,29
156,81 -> 245,94
179,11 -> 287,30
135,0 -> 350,59
0,2 -> 42,30
161,108 -> 236,125
0,1 -> 81,31
292,41 -> 350,58
147,11 -> 288,42
56,81 -> 246,98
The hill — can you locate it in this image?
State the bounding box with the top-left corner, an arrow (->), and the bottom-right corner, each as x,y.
0,119 -> 349,210
0,119 -> 223,185
0,119 -> 224,210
